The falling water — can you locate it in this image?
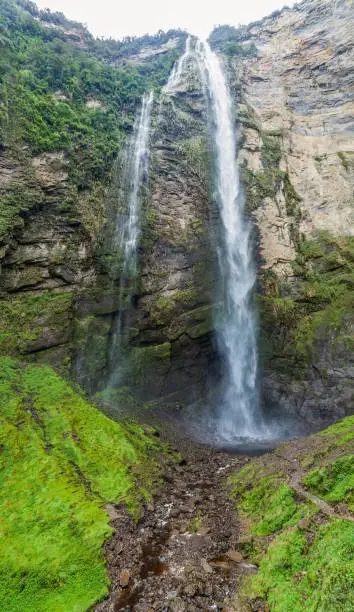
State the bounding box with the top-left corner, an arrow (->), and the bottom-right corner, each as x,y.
196,40 -> 266,439
114,91 -> 154,276
108,91 -> 154,377
163,35 -> 192,93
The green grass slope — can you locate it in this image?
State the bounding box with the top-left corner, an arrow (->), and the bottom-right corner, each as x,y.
229,416 -> 354,611
0,356 -> 164,611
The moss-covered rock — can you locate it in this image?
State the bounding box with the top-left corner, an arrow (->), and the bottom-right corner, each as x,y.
228,415 -> 354,611
0,356 -> 164,611
0,292 -> 73,357
259,232 -> 354,370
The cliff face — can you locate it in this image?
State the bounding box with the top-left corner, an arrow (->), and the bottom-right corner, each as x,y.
130,68 -> 217,404
89,49 -> 220,406
0,0 -> 185,389
220,0 -> 354,426
1,0 -> 353,426
228,0 -> 353,269
113,0 -> 354,423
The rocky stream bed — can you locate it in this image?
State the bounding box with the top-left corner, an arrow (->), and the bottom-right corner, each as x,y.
96,441 -> 258,612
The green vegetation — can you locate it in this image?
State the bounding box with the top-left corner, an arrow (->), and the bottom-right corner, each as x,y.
208,24 -> 258,56
242,163 -> 283,210
241,133 -> 302,238
209,24 -> 249,49
229,463 -> 316,537
229,416 -> 354,611
259,232 -> 354,370
150,287 -> 198,326
177,135 -> 211,185
127,342 -> 171,386
0,356 -> 164,611
242,134 -> 289,213
0,174 -> 42,244
337,151 -> 350,171
0,292 -> 73,355
0,0 -> 183,245
260,135 -> 282,167
187,513 -> 203,533
246,520 -> 354,612
304,455 -> 354,511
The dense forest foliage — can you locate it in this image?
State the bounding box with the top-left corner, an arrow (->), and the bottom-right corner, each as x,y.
208,24 -> 258,57
0,0 -> 185,191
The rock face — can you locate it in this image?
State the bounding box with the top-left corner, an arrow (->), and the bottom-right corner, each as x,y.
134,61 -> 217,404
0,149 -> 100,372
232,0 -> 354,264
1,0 -> 353,426
95,49 -> 220,405
213,0 -> 354,426
0,0 -> 185,390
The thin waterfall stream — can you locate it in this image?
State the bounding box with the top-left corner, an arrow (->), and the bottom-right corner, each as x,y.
115,91 -> 154,277
163,35 -> 192,93
108,91 -> 154,385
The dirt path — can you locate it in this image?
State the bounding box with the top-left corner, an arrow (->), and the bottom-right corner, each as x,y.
96,445 -> 256,611
283,456 -> 354,523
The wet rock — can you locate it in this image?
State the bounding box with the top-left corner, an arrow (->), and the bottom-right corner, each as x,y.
226,550 -> 243,563
119,569 -> 131,587
200,558 -> 213,574
168,597 -> 186,612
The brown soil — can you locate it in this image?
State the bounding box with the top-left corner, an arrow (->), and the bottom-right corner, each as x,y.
96,443 -> 255,611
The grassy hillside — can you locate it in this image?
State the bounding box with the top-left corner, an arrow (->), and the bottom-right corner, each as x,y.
229,416 -> 354,611
0,356 -> 165,611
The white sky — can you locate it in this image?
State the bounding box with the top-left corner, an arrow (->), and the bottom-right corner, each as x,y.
35,0 -> 290,40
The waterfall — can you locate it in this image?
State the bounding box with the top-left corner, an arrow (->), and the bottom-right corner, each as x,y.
114,91 -> 154,276
163,35 -> 192,93
196,40 -> 266,439
108,91 -> 154,381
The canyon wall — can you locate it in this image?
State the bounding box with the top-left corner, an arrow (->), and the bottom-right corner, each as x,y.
1,0 -> 353,425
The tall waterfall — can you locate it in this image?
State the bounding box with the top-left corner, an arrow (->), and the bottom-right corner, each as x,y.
114,91 -> 154,276
108,91 -> 153,378
196,40 -> 265,439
